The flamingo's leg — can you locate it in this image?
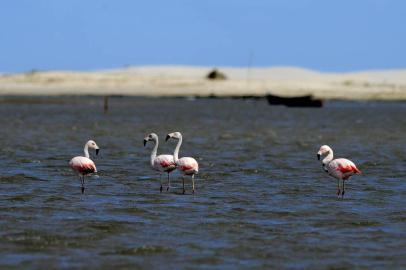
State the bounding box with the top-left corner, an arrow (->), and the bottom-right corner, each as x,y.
192,174 -> 195,194
342,179 -> 345,198
182,176 -> 185,195
337,179 -> 340,197
159,174 -> 163,193
166,172 -> 170,191
81,175 -> 85,194
78,174 -> 82,186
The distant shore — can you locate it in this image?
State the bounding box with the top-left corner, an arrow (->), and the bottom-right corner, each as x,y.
1,66 -> 406,100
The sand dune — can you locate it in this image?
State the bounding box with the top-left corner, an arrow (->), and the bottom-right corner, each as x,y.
1,66 -> 406,100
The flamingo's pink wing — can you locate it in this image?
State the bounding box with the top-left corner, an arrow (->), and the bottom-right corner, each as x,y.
178,157 -> 198,173
180,164 -> 195,171
160,159 -> 174,168
337,162 -> 361,174
156,155 -> 175,169
70,157 -> 97,174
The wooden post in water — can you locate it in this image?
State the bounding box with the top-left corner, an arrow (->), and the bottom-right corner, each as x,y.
104,96 -> 109,114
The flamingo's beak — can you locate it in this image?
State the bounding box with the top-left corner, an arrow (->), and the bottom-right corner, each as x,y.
143,139 -> 148,147
96,149 -> 100,155
165,134 -> 171,142
317,153 -> 321,160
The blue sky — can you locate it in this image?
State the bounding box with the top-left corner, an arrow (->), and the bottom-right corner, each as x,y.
0,0 -> 405,73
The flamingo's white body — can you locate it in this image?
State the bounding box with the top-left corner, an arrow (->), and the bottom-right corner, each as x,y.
69,140 -> 100,193
317,145 -> 361,198
144,133 -> 176,192
166,132 -> 199,194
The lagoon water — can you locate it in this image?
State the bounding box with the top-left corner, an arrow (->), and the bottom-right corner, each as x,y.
0,97 -> 405,269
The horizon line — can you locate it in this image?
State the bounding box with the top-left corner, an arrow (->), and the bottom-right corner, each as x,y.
2,64 -> 406,75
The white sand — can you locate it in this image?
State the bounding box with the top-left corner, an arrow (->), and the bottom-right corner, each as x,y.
1,66 -> 406,100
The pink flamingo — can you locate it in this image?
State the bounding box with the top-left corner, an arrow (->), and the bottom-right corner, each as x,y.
317,145 -> 361,198
144,133 -> 176,192
166,132 -> 199,194
69,140 -> 100,194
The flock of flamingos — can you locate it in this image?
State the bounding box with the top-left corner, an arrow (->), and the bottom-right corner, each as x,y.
69,132 -> 361,198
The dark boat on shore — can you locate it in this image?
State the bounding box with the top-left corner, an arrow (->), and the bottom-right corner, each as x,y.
266,93 -> 323,107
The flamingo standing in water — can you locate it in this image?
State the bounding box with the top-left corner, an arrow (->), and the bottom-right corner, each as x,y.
317,145 -> 361,198
144,133 -> 176,192
69,140 -> 100,194
166,132 -> 199,194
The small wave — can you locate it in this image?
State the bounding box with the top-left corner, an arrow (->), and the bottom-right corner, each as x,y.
103,245 -> 171,255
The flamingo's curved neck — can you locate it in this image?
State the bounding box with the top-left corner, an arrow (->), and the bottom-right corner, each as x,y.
323,150 -> 333,165
150,138 -> 158,167
173,135 -> 182,163
84,144 -> 90,159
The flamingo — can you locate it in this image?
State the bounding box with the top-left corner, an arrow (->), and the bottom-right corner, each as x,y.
317,145 -> 361,198
69,140 -> 100,194
165,132 -> 199,194
144,133 -> 176,192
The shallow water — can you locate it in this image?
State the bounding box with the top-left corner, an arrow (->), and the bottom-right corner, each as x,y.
0,97 -> 405,269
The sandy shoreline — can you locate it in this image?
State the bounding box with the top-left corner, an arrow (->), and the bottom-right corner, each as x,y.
1,66 -> 406,100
